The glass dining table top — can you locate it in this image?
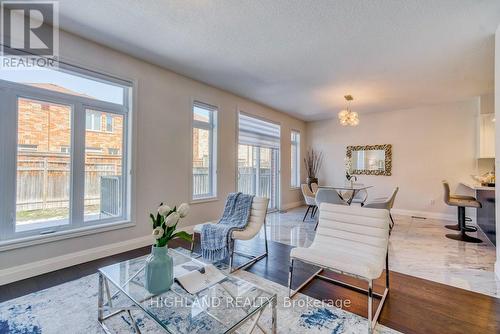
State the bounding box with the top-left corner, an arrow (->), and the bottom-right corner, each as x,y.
319,184 -> 373,191
98,247 -> 276,333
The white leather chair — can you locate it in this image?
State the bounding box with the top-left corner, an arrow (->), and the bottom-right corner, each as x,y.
301,184 -> 317,221
288,203 -> 390,333
191,197 -> 269,273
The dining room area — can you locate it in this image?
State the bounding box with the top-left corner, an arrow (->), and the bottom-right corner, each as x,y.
262,98 -> 500,300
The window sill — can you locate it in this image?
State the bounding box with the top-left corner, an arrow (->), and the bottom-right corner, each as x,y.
290,186 -> 301,191
0,220 -> 135,252
190,197 -> 219,204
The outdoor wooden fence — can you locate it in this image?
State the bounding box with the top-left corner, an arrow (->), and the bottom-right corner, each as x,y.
16,157 -> 120,211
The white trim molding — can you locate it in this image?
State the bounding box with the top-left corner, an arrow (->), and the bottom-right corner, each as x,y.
0,220 -> 135,252
0,235 -> 151,285
391,208 -> 470,223
495,261 -> 500,281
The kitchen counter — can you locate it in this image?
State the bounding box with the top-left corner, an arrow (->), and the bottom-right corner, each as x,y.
460,181 -> 495,246
460,181 -> 495,191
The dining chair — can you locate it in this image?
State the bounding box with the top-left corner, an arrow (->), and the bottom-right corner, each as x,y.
301,184 -> 317,221
314,188 -> 348,230
363,187 -> 399,231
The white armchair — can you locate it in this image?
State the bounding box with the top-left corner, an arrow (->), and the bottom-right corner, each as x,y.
288,203 -> 390,333
191,197 -> 269,273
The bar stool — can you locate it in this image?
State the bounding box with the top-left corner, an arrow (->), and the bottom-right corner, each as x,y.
442,181 -> 482,243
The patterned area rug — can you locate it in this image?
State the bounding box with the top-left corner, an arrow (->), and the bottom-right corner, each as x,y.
0,253 -> 399,334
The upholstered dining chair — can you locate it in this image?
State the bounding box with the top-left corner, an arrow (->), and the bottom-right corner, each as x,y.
190,196 -> 269,273
288,203 -> 391,334
363,187 -> 399,231
313,187 -> 347,230
301,184 -> 317,221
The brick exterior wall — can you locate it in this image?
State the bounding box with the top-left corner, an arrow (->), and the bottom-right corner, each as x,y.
16,97 -> 124,211
192,127 -> 210,168
18,97 -> 123,159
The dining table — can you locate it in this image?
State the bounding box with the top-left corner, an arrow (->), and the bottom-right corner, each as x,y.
318,184 -> 373,205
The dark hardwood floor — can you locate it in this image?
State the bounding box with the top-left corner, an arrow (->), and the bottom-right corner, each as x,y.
1,237 -> 499,334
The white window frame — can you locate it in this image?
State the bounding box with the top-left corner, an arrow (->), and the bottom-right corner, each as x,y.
290,130 -> 301,188
0,66 -> 132,245
191,101 -> 218,201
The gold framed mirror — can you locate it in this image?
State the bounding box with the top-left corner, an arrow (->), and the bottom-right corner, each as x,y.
346,144 -> 392,176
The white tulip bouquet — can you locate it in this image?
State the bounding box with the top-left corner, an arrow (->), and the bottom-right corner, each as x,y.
150,202 -> 192,248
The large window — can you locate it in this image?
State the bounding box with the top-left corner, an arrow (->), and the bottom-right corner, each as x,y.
192,101 -> 217,200
238,113 -> 280,210
0,65 -> 132,242
291,130 -> 300,188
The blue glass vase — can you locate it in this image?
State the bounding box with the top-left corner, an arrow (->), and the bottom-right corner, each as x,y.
145,245 -> 174,295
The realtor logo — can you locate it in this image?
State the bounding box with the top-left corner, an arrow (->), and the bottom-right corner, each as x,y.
1,0 -> 59,68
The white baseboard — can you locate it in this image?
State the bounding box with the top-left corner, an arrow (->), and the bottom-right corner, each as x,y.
281,200 -> 304,211
391,208 -> 459,223
0,235 -> 152,286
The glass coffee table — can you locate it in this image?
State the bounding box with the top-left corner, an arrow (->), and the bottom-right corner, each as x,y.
97,248 -> 277,333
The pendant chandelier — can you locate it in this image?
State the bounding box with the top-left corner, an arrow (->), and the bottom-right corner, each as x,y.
338,95 -> 359,126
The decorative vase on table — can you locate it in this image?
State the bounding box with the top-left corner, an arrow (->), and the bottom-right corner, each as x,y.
145,202 -> 193,295
145,245 -> 174,294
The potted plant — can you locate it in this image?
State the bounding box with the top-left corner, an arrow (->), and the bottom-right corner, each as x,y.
145,202 -> 192,294
304,149 -> 323,188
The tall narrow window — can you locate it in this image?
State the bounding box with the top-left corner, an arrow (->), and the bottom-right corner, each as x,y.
291,130 -> 300,188
192,102 -> 217,200
0,65 -> 132,242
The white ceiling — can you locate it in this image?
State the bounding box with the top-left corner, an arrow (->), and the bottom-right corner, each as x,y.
56,0 -> 500,121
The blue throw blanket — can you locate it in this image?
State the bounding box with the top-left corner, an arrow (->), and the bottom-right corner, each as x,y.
201,192 -> 254,261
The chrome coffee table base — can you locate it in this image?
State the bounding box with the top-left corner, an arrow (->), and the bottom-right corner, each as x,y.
97,249 -> 277,333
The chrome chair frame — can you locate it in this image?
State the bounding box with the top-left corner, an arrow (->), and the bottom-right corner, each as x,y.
288,251 -> 389,334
